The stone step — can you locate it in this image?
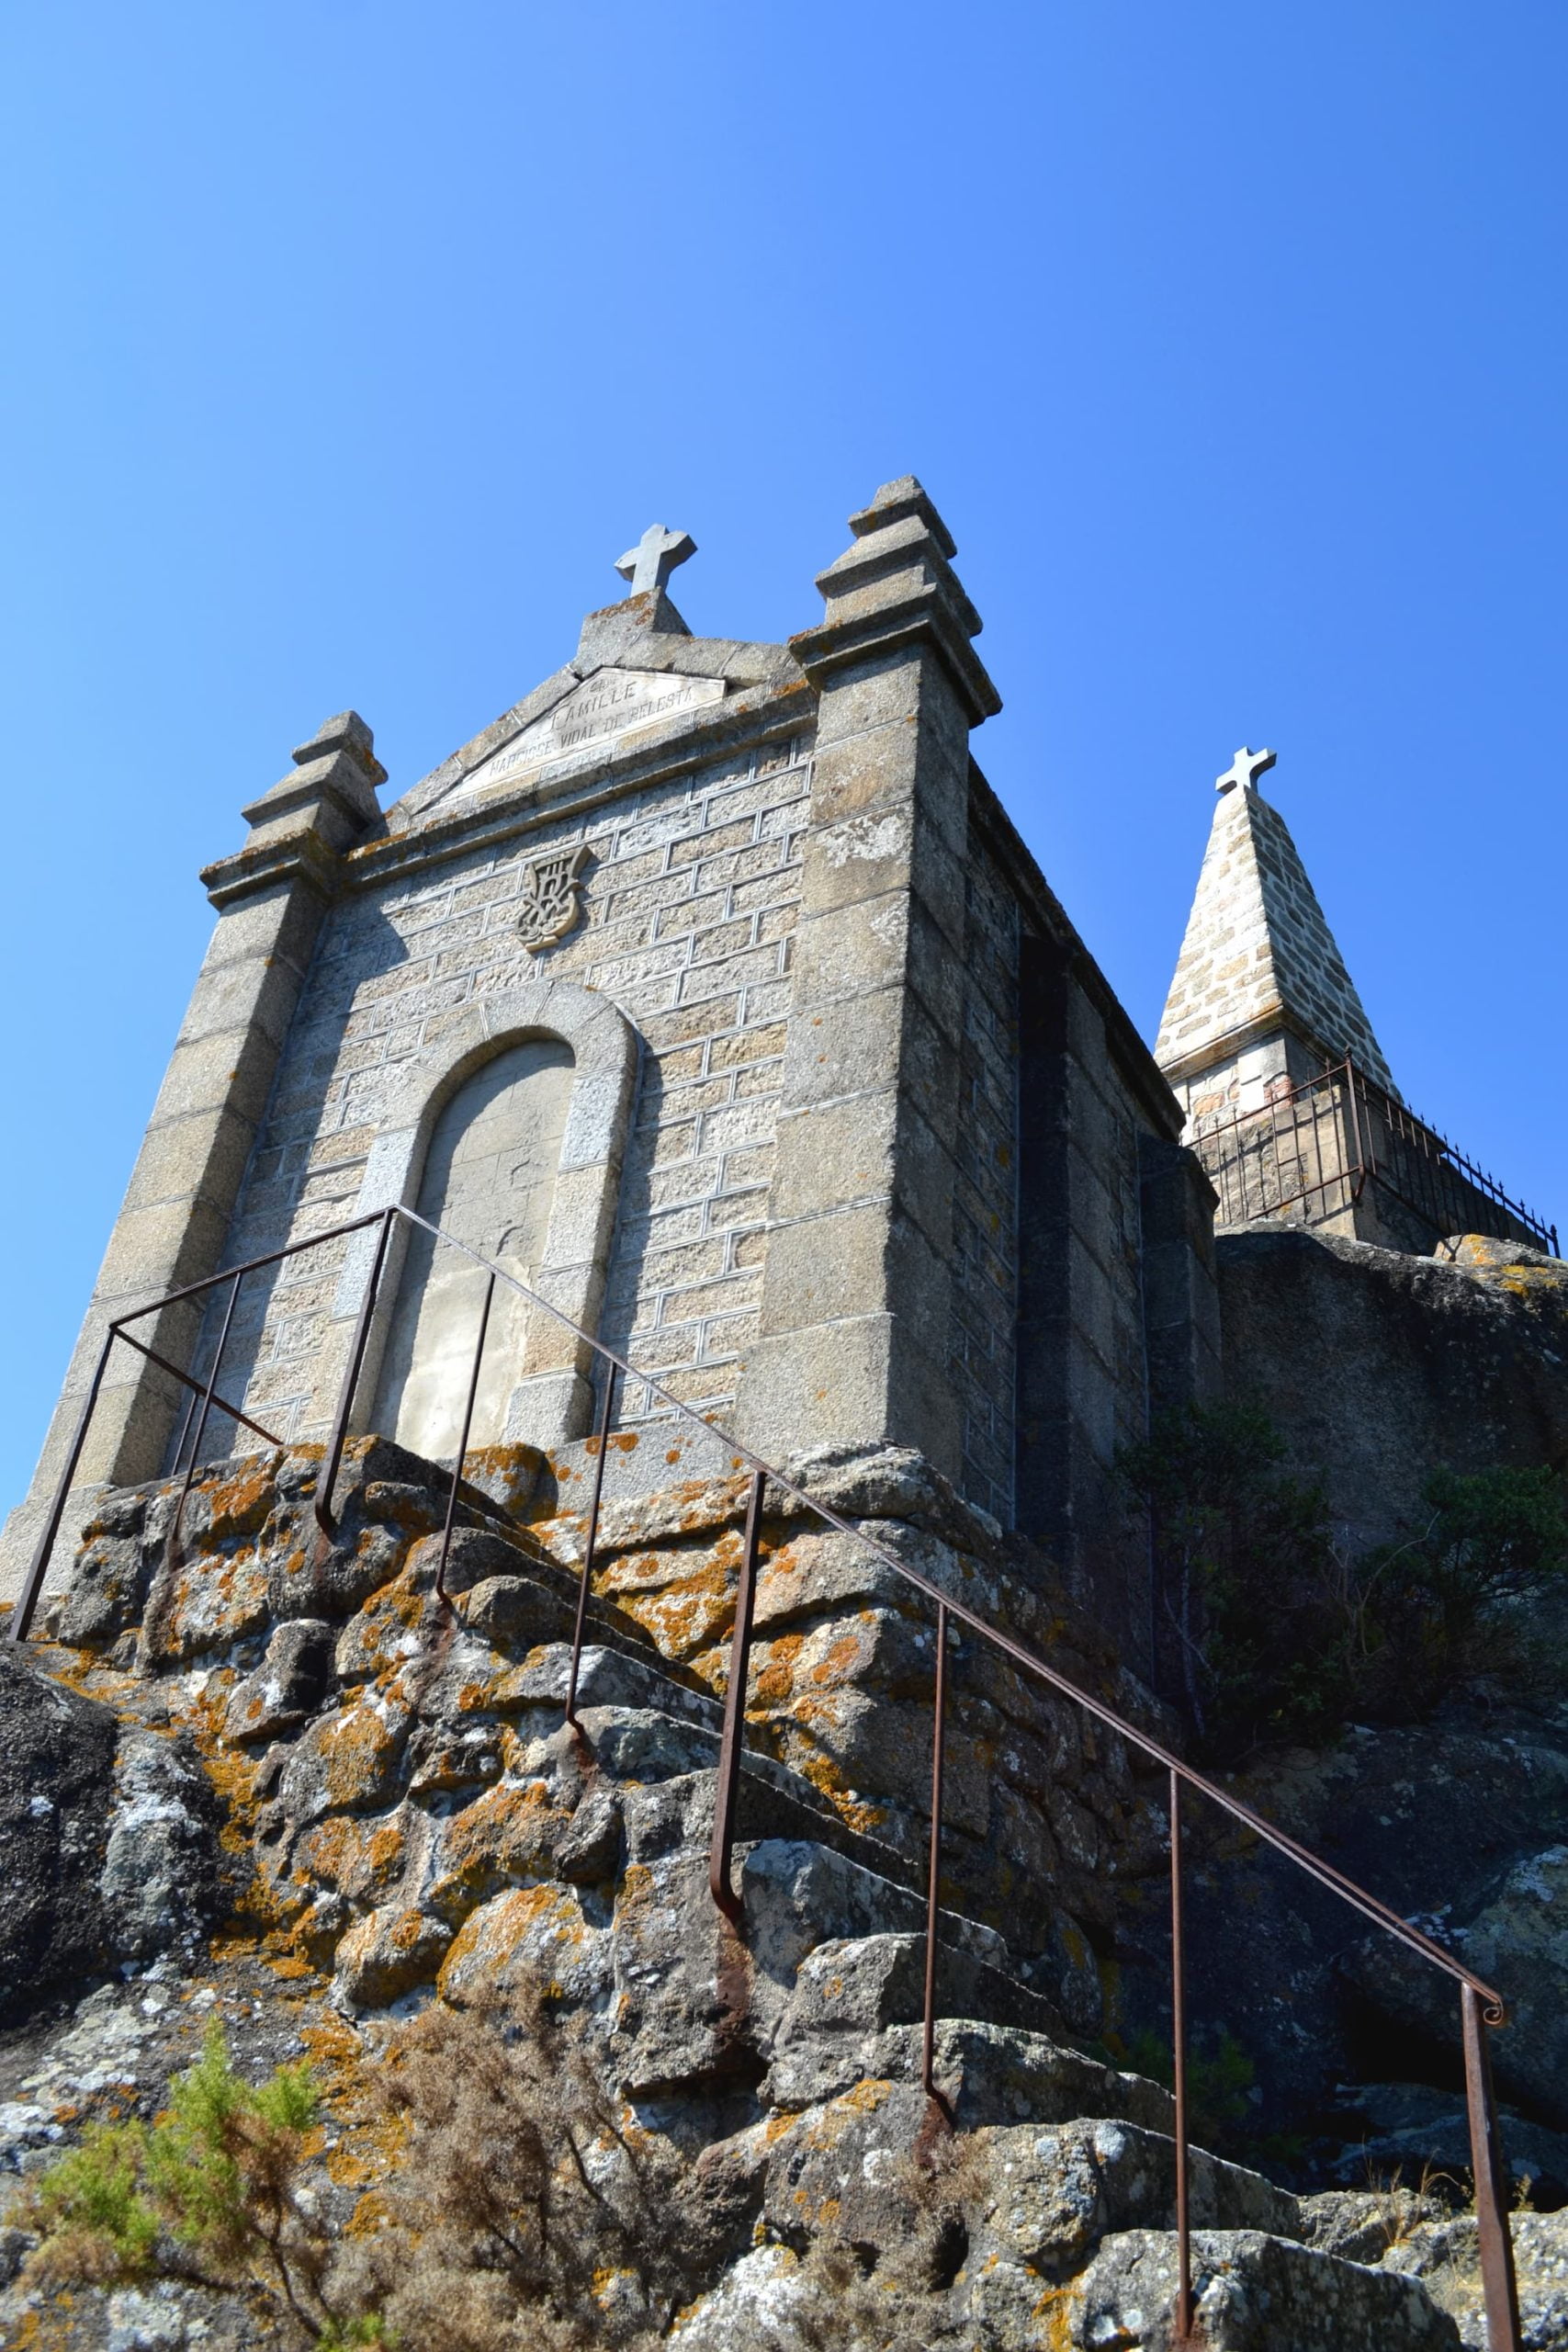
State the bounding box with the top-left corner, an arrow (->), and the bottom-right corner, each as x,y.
1062,2225 -> 1460,2349
517,1645 -> 1071,2015
673,2077 -> 1462,2349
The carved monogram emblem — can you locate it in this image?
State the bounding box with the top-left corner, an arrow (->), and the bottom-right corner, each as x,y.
517,843 -> 591,952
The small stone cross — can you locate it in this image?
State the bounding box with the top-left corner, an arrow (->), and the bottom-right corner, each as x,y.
1215,745 -> 1278,796
615,524 -> 696,597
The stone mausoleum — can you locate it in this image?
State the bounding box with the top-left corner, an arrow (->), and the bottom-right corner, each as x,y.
2,478 -> 1553,1651
6,481 -> 1567,2351
4,481 -> 1223,1663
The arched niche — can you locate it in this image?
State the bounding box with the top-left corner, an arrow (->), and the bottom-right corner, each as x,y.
336,981 -> 639,1453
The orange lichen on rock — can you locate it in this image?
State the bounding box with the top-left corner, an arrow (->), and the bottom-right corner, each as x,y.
424,1778 -> 564,1924
154,1546 -> 272,1658
336,1903 -> 452,2007
292,1693 -> 411,1815
437,1881 -> 606,2006
205,1460 -> 278,1542
294,1810 -> 410,1906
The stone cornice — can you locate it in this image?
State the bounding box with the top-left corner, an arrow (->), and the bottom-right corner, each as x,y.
1156,1005 -> 1325,1091
200,679 -> 814,910
336,679 -> 814,895
201,831 -> 343,912
391,629 -> 804,831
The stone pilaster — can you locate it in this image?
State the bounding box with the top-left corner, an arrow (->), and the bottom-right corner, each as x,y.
1,715 -> 385,1601
1137,1136 -> 1223,1419
733,479 -> 999,1477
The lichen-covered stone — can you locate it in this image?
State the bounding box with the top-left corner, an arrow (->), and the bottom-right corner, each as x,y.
333,1900 -> 453,2008
3,1439 -> 1498,2348
1065,2226 -> 1461,2348
222,1616 -> 333,1743
437,1882 -> 612,2008
99,1728 -> 224,1962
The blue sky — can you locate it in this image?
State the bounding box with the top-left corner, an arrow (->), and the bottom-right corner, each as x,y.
2,3 -> 1563,1515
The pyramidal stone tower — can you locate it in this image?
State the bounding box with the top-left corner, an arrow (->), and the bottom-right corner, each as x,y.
1153,747 -> 1552,1255
1155,745 -> 1396,1128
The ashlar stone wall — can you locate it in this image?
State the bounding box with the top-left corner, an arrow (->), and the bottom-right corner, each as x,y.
213,733 -> 814,1458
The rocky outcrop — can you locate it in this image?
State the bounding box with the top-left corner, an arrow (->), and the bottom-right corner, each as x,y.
668,2093 -> 1460,2348
0,1649 -> 227,2020
1,1433 -> 1548,2347
1217,1226 -> 1568,1545
1342,1839 -> 1568,2132
0,1651 -> 118,2016
1129,1715 -> 1568,2146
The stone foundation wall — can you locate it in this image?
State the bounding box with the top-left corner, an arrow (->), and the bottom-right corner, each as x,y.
42,1438 -> 1172,2042
1218,1226 -> 1568,1545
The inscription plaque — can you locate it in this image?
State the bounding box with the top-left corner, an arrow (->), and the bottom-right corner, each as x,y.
462,666 -> 727,797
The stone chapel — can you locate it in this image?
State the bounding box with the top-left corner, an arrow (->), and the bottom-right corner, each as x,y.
3,478 -> 1552,1665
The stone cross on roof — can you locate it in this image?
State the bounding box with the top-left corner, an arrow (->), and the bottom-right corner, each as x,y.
615,523 -> 696,597
1215,744 -> 1278,796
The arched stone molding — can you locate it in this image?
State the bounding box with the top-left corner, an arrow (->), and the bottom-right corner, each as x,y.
334,981 -> 639,1451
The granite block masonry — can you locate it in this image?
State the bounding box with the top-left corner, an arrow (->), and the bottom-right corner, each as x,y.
3,481 -> 1218,1669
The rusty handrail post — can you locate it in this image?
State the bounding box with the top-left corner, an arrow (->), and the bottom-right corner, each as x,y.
166,1270 -> 243,1564
171,1381 -> 202,1477
6,1325 -> 119,1644
1343,1053 -> 1369,1204
1170,1768 -> 1195,2346
708,1468 -> 766,1918
1463,1984 -> 1524,2352
434,1271 -> 495,1607
922,1601 -> 950,2100
566,1363 -> 617,1729
315,1205 -> 397,1543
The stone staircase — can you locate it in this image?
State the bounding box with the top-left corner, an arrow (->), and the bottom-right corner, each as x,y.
4,1436 -> 1512,2346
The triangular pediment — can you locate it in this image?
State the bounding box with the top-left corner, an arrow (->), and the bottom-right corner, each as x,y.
456,664 -> 728,800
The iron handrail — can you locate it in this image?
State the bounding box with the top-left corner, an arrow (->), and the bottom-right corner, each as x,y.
1190,1055 -> 1558,1258
7,1198 -> 1525,2347
374,1208 -> 1507,2010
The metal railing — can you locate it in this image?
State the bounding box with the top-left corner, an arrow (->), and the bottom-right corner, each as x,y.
8,1203 -> 1525,2349
1190,1055 -> 1558,1258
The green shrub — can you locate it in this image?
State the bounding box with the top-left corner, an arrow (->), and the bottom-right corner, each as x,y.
20,2120 -> 159,2283
1359,1464 -> 1568,1718
1124,2024 -> 1257,2150
1121,1407 -> 1568,1755
17,2020 -> 351,2340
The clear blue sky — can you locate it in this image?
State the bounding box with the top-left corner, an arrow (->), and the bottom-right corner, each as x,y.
2,4 -> 1563,1516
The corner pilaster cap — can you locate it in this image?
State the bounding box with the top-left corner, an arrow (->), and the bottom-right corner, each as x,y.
790,475 -> 1000,725
207,709 -> 388,903
240,709 -> 387,842
291,710 -> 389,786
847,474 -> 957,559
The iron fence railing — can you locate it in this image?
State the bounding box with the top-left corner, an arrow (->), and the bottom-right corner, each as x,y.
7,1204 -> 1527,2350
1190,1055 -> 1558,1258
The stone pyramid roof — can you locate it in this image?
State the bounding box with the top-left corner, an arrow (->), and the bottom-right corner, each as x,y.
1155,763 -> 1397,1093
